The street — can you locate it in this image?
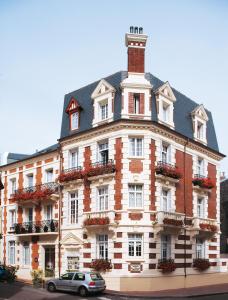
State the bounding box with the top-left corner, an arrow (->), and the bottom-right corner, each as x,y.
0,282 -> 228,300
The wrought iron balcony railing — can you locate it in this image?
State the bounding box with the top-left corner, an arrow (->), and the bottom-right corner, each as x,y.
87,160 -> 115,178
157,161 -> 176,169
90,159 -> 114,168
194,174 -> 207,179
12,182 -> 58,196
61,166 -> 82,174
14,219 -> 58,234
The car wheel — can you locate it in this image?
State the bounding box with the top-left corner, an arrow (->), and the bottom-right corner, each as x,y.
47,283 -> 56,292
79,286 -> 88,297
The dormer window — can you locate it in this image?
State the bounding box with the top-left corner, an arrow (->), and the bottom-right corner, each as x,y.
128,93 -> 144,115
191,105 -> 208,144
162,102 -> 170,123
197,121 -> 204,140
66,97 -> 81,132
99,100 -> 108,120
71,112 -> 79,130
134,93 -> 140,114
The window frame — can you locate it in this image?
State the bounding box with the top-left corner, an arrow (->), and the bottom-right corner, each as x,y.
69,148 -> 79,169
129,137 -> 143,157
10,178 -> 17,195
97,186 -> 109,211
197,197 -> 205,218
97,140 -> 109,164
161,188 -> 171,212
99,100 -> 108,121
128,184 -> 143,209
196,238 -> 205,259
96,234 -> 108,260
128,233 -> 143,258
67,256 -> 79,271
161,234 -> 171,260
45,169 -> 53,183
22,242 -> 30,266
8,241 -> 15,265
70,111 -> 79,130
68,192 -> 79,225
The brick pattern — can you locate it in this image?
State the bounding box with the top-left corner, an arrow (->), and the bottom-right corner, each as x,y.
114,138 -> 123,210
149,140 -> 156,210
83,146 -> 91,212
139,93 -> 145,114
128,213 -> 143,220
31,241 -> 39,269
129,159 -> 143,173
128,47 -> 145,73
208,163 -> 217,219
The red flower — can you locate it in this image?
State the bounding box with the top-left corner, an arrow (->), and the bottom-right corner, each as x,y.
58,170 -> 83,183
155,165 -> 182,180
84,217 -> 110,226
192,177 -> 215,189
87,163 -> 115,177
163,218 -> 183,227
193,259 -> 210,271
90,259 -> 112,272
199,223 -> 217,232
157,259 -> 176,273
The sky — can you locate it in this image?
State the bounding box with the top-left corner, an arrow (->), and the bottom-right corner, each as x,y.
0,0 -> 228,172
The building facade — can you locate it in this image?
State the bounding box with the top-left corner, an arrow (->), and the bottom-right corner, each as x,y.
220,178 -> 228,253
0,28 -> 225,291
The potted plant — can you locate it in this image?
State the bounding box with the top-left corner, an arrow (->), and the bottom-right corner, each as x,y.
50,220 -> 56,232
163,218 -> 183,227
155,164 -> 182,180
31,269 -> 43,288
43,225 -> 49,232
192,177 -> 215,189
35,225 -> 41,233
15,224 -> 21,234
193,258 -> 210,271
27,225 -> 33,233
90,259 -> 112,273
157,258 -> 176,273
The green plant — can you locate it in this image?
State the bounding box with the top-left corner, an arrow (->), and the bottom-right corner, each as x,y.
31,269 -> 43,287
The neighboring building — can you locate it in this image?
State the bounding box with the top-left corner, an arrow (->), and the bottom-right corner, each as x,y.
0,27 -> 225,290
0,152 -> 30,166
220,178 -> 228,253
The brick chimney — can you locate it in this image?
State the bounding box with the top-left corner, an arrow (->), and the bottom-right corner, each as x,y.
125,26 -> 148,73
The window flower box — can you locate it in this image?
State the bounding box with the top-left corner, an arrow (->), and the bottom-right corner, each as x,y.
90,259 -> 112,273
59,169 -> 84,183
155,162 -> 182,180
199,223 -> 217,232
193,258 -> 210,271
163,218 -> 183,227
87,160 -> 115,177
192,177 -> 215,189
157,258 -> 176,273
84,217 -> 110,226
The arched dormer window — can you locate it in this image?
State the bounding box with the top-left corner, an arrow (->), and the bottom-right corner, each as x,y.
66,97 -> 81,131
191,105 -> 208,145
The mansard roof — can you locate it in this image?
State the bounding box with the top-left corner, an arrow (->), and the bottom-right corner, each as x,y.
60,71 -> 219,152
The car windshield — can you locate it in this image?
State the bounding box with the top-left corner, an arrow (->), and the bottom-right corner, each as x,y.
90,273 -> 103,281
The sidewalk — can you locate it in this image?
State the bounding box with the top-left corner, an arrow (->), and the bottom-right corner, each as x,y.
105,283 -> 228,298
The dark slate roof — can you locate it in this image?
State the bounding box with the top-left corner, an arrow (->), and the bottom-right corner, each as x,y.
8,153 -> 30,161
60,71 -> 219,152
0,179 -> 4,190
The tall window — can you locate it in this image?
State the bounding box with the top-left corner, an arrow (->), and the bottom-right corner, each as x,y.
10,178 -> 17,195
97,186 -> 108,211
100,101 -> 108,120
129,138 -> 143,157
196,238 -> 205,258
9,209 -> 16,231
8,241 -> 15,265
69,192 -> 78,224
161,235 -> 171,259
69,149 -> 78,168
27,174 -> 34,188
27,207 -> 33,223
128,234 -> 142,258
129,184 -> 143,208
22,242 -> 30,265
71,112 -> 79,130
197,197 -> 204,218
197,121 -> 204,140
97,235 -> 108,259
197,157 -> 204,176
161,189 -> 171,211
98,141 -> 109,164
46,169 -> 53,183
133,93 -> 140,114
46,205 -> 53,220
161,143 -> 170,163
162,102 -> 170,123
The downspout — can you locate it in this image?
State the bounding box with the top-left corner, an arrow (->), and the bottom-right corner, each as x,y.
183,138 -> 189,278
58,144 -> 63,278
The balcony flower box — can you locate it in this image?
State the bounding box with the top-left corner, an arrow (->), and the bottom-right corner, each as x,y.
87,162 -> 115,178
155,164 -> 182,180
163,218 -> 183,227
192,177 -> 215,189
11,188 -> 54,202
193,258 -> 210,271
157,258 -> 176,273
59,169 -> 84,183
199,223 -> 217,232
84,217 -> 110,227
90,259 -> 112,273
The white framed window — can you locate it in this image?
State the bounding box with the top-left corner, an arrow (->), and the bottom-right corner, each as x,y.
197,121 -> 204,140
97,234 -> 108,259
9,209 -> 16,231
69,192 -> 78,224
67,256 -> 79,270
129,184 -> 143,208
69,149 -> 78,169
46,169 -> 53,183
27,174 -> 34,188
129,137 -> 143,157
99,101 -> 108,120
197,197 -> 205,218
128,234 -> 142,258
46,205 -> 53,220
97,186 -> 108,211
22,242 -> 30,266
161,235 -> 171,259
161,189 -> 171,211
8,241 -> 15,265
196,238 -> 205,258
197,157 -> 204,176
10,178 -> 17,195
133,93 -> 140,114
161,142 -> 171,163
71,112 -> 79,130
26,207 -> 33,223
98,141 -> 109,164
162,102 -> 170,123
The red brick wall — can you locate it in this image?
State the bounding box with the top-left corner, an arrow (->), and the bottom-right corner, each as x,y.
114,138 -> 123,210
31,241 -> 39,269
128,93 -> 134,114
128,47 -> 145,73
139,93 -> 144,114
208,163 -> 217,219
129,159 -> 143,173
149,140 -> 156,210
128,93 -> 145,114
83,147 -> 91,212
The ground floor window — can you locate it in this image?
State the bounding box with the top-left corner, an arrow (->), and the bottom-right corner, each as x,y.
196,238 -> 205,258
22,242 -> 30,265
96,234 -> 108,259
67,256 -> 79,271
128,234 -> 142,258
8,241 -> 15,265
161,234 -> 171,259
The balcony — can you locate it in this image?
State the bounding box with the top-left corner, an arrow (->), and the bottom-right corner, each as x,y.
13,219 -> 58,236
59,166 -> 84,184
155,161 -> 182,184
154,211 -> 185,235
11,182 -> 59,203
87,160 -> 116,181
192,174 -> 215,193
192,217 -> 218,238
83,211 -> 116,231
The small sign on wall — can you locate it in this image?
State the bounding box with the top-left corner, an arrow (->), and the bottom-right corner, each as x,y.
129,263 -> 142,273
34,257 -> 39,263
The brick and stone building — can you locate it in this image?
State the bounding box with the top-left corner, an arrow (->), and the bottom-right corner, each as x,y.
220,178 -> 228,253
0,27 -> 226,291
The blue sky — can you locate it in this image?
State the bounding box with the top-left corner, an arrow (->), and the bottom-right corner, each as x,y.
0,0 -> 227,172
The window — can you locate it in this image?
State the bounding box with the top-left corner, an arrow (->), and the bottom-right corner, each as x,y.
98,141 -> 109,164
69,149 -> 78,168
27,174 -> 34,188
197,197 -> 204,218
197,121 -> 204,140
196,238 -> 205,258
162,102 -> 170,123
197,158 -> 204,176
129,184 -> 143,208
46,169 -> 53,183
161,189 -> 171,211
129,138 -> 143,157
97,186 -> 108,211
100,101 -> 108,120
10,178 -> 17,195
161,143 -> 170,163
9,209 -> 16,231
97,235 -> 108,259
161,235 -> 171,259
69,192 -> 78,224
8,241 -> 15,265
61,273 -> 74,280
27,207 -> 33,223
74,273 -> 85,281
133,93 -> 140,114
128,234 -> 142,258
71,112 -> 79,130
67,257 -> 79,271
22,242 -> 30,265
46,205 -> 53,220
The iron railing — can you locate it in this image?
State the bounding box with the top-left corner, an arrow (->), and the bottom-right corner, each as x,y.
157,161 -> 176,169
12,182 -> 58,196
61,166 -> 82,174
14,219 -> 58,234
194,174 -> 207,179
90,159 -> 114,168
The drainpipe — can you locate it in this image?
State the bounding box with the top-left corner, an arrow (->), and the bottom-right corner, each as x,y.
183,138 -> 189,278
58,144 -> 63,278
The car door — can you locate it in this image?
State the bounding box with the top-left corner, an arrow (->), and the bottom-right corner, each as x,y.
57,273 -> 74,291
71,272 -> 86,292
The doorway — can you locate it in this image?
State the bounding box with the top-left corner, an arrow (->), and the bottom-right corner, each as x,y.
45,247 -> 55,277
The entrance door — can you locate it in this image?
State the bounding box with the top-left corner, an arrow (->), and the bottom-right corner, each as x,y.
45,247 -> 55,277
